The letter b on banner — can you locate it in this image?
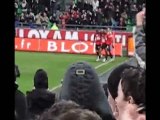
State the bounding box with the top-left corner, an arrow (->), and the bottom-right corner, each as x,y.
48,41 -> 57,51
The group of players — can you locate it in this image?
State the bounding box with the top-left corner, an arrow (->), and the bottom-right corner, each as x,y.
94,28 -> 114,62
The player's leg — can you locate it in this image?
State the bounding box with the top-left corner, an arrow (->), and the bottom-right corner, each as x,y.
105,45 -> 109,61
101,43 -> 107,62
96,44 -> 101,61
108,45 -> 113,58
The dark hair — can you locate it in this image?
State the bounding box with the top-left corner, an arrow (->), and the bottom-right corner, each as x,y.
34,69 -> 48,89
56,108 -> 102,120
121,67 -> 145,111
103,83 -> 108,98
107,63 -> 132,99
39,100 -> 81,120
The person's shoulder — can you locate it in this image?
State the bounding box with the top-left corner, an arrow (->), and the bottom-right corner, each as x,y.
39,90 -> 55,102
26,89 -> 35,95
36,89 -> 55,97
45,90 -> 56,97
26,89 -> 39,99
124,57 -> 139,67
16,89 -> 25,96
15,90 -> 26,102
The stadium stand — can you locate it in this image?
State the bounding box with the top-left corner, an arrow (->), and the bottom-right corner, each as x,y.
15,0 -> 145,29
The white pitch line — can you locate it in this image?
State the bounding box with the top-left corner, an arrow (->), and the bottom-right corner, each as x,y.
99,58 -> 129,76
95,58 -> 114,69
50,58 -> 114,91
50,84 -> 62,91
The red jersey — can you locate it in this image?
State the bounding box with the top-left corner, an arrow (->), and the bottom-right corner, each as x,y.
106,32 -> 113,45
101,35 -> 106,44
94,33 -> 101,45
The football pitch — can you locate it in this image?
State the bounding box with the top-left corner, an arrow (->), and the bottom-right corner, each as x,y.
15,51 -> 128,94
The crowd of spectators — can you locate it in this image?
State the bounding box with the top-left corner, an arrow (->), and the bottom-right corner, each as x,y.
15,60 -> 145,120
15,0 -> 145,29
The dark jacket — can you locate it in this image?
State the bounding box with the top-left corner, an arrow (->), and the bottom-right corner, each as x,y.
15,84 -> 28,120
26,89 -> 55,118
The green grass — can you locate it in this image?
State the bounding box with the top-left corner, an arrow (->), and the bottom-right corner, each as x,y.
15,51 -> 128,94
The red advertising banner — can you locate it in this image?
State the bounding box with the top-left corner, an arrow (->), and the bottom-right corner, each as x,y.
15,37 -> 123,56
15,28 -> 132,47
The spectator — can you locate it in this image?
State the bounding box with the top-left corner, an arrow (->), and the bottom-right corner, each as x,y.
49,13 -> 59,24
16,1 -> 23,17
126,18 -> 133,31
115,67 -> 145,120
59,61 -> 115,120
92,0 -> 99,11
76,0 -> 84,12
51,22 -> 59,30
55,10 -> 62,23
44,7 -> 50,17
107,9 -> 146,118
39,100 -> 102,120
118,17 -> 127,30
114,5 -> 121,24
26,69 -> 55,120
121,10 -> 128,21
134,9 -> 146,68
19,13 -> 26,23
91,19 -> 97,26
130,3 -> 138,25
80,10 -> 87,25
53,108 -> 102,120
50,0 -> 57,14
39,100 -> 81,120
15,11 -> 20,27
96,8 -> 104,25
35,12 -> 43,25
59,12 -> 66,28
15,1 -> 19,14
99,0 -> 106,10
32,0 -> 41,15
25,10 -> 34,23
21,0 -> 28,13
41,12 -> 49,24
107,63 -> 132,118
15,65 -> 28,120
126,9 -> 146,69
28,9 -> 35,23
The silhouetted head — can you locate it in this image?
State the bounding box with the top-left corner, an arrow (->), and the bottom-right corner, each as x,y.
34,69 -> 48,89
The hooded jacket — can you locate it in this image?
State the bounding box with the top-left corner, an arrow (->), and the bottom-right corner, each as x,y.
59,61 -> 116,120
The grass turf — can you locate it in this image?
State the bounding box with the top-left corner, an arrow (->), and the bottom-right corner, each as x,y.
15,51 -> 128,93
